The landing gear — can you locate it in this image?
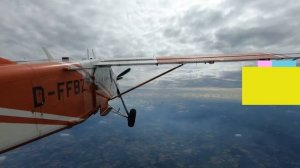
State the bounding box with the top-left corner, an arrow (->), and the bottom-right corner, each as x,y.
108,65 -> 183,127
128,109 -> 136,127
110,107 -> 137,127
111,73 -> 137,127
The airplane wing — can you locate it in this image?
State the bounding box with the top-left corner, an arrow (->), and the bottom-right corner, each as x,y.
91,52 -> 300,100
94,53 -> 300,66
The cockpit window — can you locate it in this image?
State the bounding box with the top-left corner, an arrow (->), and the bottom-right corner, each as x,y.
94,67 -> 117,96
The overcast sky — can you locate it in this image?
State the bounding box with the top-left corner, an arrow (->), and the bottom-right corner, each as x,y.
0,0 -> 299,89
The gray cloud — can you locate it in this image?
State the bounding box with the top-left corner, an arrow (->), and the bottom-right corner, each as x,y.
162,0 -> 300,53
155,69 -> 242,88
214,10 -> 300,52
1,0 -> 299,59
0,0 -> 101,59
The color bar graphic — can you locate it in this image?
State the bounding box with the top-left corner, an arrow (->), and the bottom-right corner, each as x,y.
257,60 -> 272,67
242,67 -> 300,105
272,60 -> 296,67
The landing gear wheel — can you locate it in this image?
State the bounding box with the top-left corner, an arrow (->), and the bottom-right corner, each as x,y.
128,109 -> 136,127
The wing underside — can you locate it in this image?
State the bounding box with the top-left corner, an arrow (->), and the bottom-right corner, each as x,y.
95,53 -> 300,66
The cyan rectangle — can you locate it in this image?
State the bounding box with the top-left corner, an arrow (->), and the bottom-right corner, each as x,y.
272,60 -> 296,67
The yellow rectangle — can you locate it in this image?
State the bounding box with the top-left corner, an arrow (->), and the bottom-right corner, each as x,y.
242,67 -> 300,105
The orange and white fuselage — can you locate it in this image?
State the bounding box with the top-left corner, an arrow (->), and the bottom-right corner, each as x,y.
1,52 -> 299,154
0,58 -> 116,154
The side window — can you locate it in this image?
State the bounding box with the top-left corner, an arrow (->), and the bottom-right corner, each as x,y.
94,67 -> 112,88
94,68 -> 102,85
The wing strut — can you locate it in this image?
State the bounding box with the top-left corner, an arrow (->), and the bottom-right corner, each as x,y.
110,64 -> 183,100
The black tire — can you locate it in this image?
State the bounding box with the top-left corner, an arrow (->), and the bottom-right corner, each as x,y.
128,109 -> 136,127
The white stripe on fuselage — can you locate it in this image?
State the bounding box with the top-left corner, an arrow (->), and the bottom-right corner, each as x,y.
0,107 -> 83,122
0,123 -> 65,152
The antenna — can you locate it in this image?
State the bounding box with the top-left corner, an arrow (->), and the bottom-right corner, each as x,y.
87,48 -> 90,59
92,49 -> 96,59
42,47 -> 54,61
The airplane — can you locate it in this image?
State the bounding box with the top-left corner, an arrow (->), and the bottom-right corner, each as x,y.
0,49 -> 300,154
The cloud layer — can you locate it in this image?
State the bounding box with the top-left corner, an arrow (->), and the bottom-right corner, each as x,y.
0,0 -> 299,87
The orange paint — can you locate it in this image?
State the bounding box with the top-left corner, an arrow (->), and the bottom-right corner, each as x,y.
0,61 -> 110,118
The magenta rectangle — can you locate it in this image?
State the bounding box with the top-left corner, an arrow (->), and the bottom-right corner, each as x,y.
257,61 -> 272,67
